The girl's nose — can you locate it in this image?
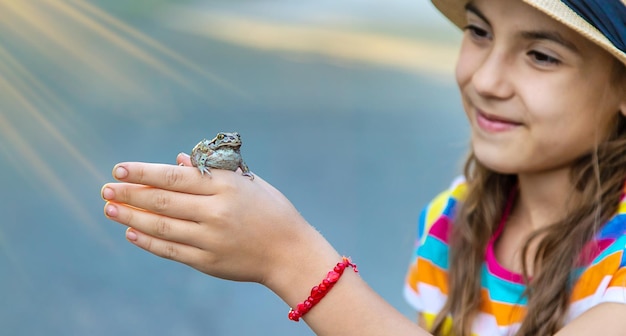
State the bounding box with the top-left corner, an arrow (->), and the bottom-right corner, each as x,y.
471,49 -> 514,100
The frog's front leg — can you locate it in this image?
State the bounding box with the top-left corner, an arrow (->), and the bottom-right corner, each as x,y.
240,161 -> 254,180
198,165 -> 212,176
196,153 -> 212,176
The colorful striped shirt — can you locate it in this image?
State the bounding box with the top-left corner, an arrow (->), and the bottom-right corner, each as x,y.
404,177 -> 626,335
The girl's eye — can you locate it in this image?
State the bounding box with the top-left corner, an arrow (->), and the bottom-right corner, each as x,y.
464,24 -> 491,41
528,51 -> 561,66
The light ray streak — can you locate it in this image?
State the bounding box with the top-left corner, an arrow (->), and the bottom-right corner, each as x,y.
67,0 -> 247,98
0,44 -> 106,162
0,112 -> 114,249
41,0 -> 195,93
0,7 -> 45,56
41,0 -> 226,98
0,142 -> 41,288
0,72 -> 106,185
0,0 -> 148,97
0,44 -> 86,131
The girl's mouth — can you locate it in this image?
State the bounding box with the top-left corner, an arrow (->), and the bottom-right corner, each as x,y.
475,110 -> 522,133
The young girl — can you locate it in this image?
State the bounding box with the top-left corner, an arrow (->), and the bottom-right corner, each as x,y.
101,0 -> 626,335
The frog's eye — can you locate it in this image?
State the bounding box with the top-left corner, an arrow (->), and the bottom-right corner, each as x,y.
217,133 -> 224,140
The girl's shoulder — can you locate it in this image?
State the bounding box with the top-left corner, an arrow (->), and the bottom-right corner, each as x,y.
588,192 -> 626,260
593,188 -> 626,249
416,176 -> 467,244
569,195 -> 626,321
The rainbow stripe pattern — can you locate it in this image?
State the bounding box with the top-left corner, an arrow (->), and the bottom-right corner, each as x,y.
404,177 -> 626,335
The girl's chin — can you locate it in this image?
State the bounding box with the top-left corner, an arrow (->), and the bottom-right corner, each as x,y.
472,148 -> 521,175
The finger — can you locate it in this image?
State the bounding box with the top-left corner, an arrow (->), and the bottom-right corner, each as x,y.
112,161 -> 220,194
176,152 -> 192,167
102,183 -> 210,221
124,227 -> 209,269
104,201 -> 204,246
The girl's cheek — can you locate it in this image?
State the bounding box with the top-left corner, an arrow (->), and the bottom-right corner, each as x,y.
455,43 -> 476,88
455,54 -> 466,86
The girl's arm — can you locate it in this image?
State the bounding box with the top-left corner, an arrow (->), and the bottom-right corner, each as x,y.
101,154 -> 429,336
555,303 -> 626,336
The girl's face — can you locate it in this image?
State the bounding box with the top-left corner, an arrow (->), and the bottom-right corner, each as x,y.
456,0 -> 626,175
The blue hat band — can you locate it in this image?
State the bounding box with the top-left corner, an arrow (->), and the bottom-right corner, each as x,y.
561,0 -> 626,53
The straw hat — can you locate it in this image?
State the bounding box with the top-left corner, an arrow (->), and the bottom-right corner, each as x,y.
431,0 -> 626,66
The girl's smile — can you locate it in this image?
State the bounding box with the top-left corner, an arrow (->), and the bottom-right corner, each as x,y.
456,0 -> 625,176
475,108 -> 523,133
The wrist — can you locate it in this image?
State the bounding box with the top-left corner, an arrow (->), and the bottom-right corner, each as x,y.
288,256 -> 358,321
260,223 -> 428,335
262,223 -> 342,309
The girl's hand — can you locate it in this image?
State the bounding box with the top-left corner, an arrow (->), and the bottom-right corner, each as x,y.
101,154 -> 427,335
101,153 -> 336,287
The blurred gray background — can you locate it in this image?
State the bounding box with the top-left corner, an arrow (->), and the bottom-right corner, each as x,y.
0,0 -> 468,335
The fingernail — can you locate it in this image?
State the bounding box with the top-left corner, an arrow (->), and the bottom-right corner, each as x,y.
126,228 -> 138,241
105,204 -> 118,217
114,165 -> 128,179
102,187 -> 114,200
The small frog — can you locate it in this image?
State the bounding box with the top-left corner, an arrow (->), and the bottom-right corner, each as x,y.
190,132 -> 253,180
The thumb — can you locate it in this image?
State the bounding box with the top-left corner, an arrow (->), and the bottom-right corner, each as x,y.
177,152 -> 192,167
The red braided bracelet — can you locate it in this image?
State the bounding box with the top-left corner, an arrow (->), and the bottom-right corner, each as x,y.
288,257 -> 358,322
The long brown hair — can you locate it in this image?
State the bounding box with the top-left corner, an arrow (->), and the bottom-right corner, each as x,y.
431,64 -> 626,336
